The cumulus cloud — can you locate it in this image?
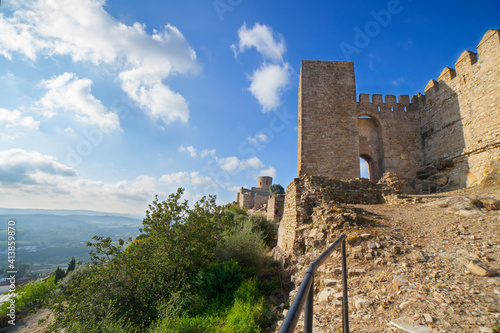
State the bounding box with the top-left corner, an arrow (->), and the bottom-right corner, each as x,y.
178,145 -> 198,158
200,149 -> 216,158
179,145 -> 216,159
36,72 -> 120,131
0,0 -> 198,125
248,133 -> 268,144
233,23 -> 291,112
259,166 -> 277,178
0,108 -> 40,140
0,149 -> 76,185
236,23 -> 286,62
160,171 -> 212,187
248,63 -> 290,112
217,156 -> 264,172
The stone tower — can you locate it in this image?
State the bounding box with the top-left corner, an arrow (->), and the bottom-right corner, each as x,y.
298,61 -> 360,180
258,176 -> 273,189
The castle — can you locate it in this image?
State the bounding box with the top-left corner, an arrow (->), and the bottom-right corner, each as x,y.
298,29 -> 500,192
236,176 -> 273,209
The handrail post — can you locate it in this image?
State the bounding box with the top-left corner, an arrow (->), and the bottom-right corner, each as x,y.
304,275 -> 314,333
341,239 -> 349,332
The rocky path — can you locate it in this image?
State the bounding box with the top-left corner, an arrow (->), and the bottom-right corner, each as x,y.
277,189 -> 500,332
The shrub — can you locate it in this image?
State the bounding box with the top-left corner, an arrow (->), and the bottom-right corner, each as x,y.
215,220 -> 268,272
193,259 -> 246,314
234,277 -> 263,304
0,275 -> 55,315
247,214 -> 277,248
221,299 -> 264,333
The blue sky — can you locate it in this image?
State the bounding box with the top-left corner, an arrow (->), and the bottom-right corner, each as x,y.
0,0 -> 498,214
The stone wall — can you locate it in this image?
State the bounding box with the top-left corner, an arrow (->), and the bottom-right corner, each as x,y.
275,175 -> 383,262
418,29 -> 500,188
298,61 -> 360,180
298,29 -> 500,191
357,94 -> 422,182
267,194 -> 285,222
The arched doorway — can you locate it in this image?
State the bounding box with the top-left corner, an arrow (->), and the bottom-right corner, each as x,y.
358,116 -> 384,182
359,155 -> 372,181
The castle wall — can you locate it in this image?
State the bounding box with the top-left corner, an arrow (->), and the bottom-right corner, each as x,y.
418,29 -> 500,185
253,193 -> 270,209
276,179 -> 300,256
357,94 -> 422,181
238,192 -> 254,209
297,30 -> 499,189
267,194 -> 285,223
298,61 -> 360,179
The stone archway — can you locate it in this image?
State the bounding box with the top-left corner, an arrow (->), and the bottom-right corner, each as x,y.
358,116 -> 384,182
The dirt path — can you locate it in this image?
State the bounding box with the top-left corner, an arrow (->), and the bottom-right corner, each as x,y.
0,308 -> 53,333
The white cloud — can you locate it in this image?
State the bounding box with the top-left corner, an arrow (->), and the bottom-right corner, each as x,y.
248,63 -> 290,112
0,0 -> 198,126
0,108 -> 40,140
0,149 -> 77,185
200,149 -> 216,158
217,156 -> 264,172
237,23 -> 286,62
160,171 -> 212,187
234,23 -> 291,112
179,145 -> 216,159
179,145 -> 198,158
247,133 -> 268,145
36,72 -> 120,131
259,166 -> 277,178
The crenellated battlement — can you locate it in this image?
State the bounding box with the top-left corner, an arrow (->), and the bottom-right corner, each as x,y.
423,29 -> 499,95
357,93 -> 411,112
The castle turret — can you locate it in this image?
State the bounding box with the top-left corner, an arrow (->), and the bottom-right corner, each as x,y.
258,176 -> 273,189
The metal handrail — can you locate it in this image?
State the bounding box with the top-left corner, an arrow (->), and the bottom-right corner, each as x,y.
278,234 -> 349,333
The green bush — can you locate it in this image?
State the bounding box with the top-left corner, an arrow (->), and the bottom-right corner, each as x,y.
0,275 -> 55,315
247,214 -> 277,247
193,259 -> 246,314
215,220 -> 268,272
222,299 -> 264,333
234,277 -> 263,304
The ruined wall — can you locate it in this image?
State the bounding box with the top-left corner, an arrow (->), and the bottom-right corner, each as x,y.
267,194 -> 285,222
253,193 -> 270,209
418,29 -> 500,186
238,192 -> 254,209
298,61 -> 360,179
275,176 -> 383,260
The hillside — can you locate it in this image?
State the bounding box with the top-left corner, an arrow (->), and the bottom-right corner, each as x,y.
0,209 -> 142,273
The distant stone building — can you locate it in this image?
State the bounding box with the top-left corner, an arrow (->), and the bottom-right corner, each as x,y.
298,29 -> 500,192
236,176 -> 273,209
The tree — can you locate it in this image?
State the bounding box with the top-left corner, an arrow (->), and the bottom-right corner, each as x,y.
54,267 -> 66,284
269,184 -> 285,196
66,257 -> 76,275
49,188 -> 233,331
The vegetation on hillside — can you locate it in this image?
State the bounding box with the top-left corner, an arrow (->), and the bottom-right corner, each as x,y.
19,188 -> 288,332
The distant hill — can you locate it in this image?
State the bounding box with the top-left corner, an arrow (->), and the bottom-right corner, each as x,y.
0,208 -> 142,219
0,209 -> 143,274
